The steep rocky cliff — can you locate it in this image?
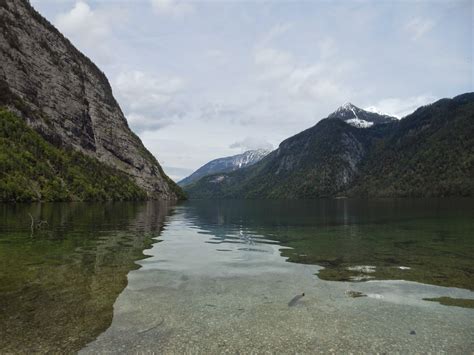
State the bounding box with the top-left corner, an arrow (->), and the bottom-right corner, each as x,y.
0,0 -> 183,200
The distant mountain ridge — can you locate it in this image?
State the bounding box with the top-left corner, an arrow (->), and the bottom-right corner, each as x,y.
178,149 -> 270,187
185,94 -> 474,198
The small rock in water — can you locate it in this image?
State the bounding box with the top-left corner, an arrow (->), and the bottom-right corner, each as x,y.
288,293 -> 305,307
346,290 -> 367,298
410,330 -> 416,335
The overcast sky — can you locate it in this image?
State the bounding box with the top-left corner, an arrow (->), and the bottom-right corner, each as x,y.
32,0 -> 473,181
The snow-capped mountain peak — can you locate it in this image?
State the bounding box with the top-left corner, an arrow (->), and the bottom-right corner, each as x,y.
178,149 -> 271,186
328,103 -> 397,128
342,102 -> 357,110
234,149 -> 269,168
332,102 -> 357,116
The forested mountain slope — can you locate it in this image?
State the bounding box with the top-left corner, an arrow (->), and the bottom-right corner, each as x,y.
185,94 -> 473,199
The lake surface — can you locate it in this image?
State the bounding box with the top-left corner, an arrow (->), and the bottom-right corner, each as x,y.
1,199 -> 473,353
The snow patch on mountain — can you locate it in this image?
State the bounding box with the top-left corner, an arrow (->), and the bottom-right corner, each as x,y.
345,118 -> 374,128
365,106 -> 386,115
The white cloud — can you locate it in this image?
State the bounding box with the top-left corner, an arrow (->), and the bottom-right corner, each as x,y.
114,70 -> 186,131
317,37 -> 338,60
125,112 -> 173,131
255,47 -> 294,81
55,1 -> 123,63
260,22 -> 293,45
367,94 -> 437,118
205,49 -> 227,62
247,30 -> 358,131
56,2 -> 108,42
116,70 -> 184,106
199,102 -> 241,121
150,0 -> 194,16
229,137 -> 274,152
254,45 -> 353,104
405,17 -> 436,40
31,0 -> 75,5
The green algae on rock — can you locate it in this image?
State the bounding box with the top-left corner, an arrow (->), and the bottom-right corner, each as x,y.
423,297 -> 474,309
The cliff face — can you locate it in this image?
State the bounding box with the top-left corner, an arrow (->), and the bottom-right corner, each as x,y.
0,0 -> 182,199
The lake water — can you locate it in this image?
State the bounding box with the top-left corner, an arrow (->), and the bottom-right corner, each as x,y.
1,199 -> 473,353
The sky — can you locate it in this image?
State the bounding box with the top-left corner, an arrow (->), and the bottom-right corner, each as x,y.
31,0 -> 473,181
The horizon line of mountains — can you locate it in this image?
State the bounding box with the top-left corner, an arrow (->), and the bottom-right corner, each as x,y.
182,95 -> 474,199
178,102 -> 399,187
0,0 -> 473,202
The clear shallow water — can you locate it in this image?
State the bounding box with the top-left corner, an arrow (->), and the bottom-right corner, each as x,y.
1,199 -> 473,353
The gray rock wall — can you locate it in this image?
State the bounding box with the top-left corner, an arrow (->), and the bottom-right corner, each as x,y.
0,0 -> 179,199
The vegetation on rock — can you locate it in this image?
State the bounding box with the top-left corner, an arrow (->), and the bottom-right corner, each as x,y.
0,109 -> 148,202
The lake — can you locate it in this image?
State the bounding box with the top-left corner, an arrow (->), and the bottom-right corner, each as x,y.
1,199 -> 473,353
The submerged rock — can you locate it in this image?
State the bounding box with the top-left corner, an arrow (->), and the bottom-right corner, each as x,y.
288,293 -> 305,307
346,291 -> 367,298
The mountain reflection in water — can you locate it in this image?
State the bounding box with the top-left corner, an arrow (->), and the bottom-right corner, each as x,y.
1,198 -> 473,353
0,201 -> 174,353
